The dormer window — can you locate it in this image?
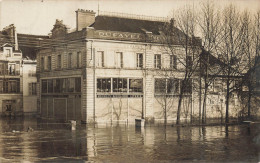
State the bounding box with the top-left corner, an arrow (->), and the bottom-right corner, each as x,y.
3,47 -> 12,57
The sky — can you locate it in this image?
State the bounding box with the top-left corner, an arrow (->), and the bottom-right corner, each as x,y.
0,0 -> 260,35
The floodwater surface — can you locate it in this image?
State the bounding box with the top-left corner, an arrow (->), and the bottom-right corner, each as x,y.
0,117 -> 259,162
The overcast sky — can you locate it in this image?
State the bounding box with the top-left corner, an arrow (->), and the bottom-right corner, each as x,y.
0,0 -> 260,35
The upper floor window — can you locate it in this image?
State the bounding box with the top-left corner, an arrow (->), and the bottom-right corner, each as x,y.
155,78 -> 180,94
47,56 -> 52,70
113,78 -> 127,92
68,53 -> 72,68
0,78 -> 20,93
97,78 -> 111,92
154,54 -> 161,69
6,49 -> 11,57
57,54 -> 62,69
115,52 -> 123,68
77,52 -> 82,68
186,56 -> 192,70
170,55 -> 177,69
96,51 -> 104,67
129,79 -> 143,93
41,57 -> 44,71
137,53 -> 143,68
29,82 -> 37,95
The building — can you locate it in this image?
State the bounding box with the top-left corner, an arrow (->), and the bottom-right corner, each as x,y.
35,9 -> 243,124
0,25 -> 37,116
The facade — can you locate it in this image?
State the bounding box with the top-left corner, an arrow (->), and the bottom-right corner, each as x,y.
0,25 -> 37,116
36,10 -> 242,124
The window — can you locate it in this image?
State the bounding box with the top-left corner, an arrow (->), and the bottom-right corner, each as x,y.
9,80 -> 19,93
47,56 -> 51,70
97,78 -> 111,92
68,53 -> 72,68
186,56 -> 192,70
29,83 -> 37,95
48,80 -> 53,93
129,79 -> 143,92
155,78 -> 180,94
67,78 -> 75,92
0,80 -> 3,93
167,78 -> 179,94
96,51 -> 104,67
5,49 -> 11,57
170,55 -> 177,69
57,55 -> 62,69
113,78 -> 127,92
115,52 -> 123,68
77,52 -> 82,68
8,64 -> 15,75
137,53 -> 143,68
181,79 -> 192,94
42,80 -> 47,93
155,78 -> 166,93
75,78 -> 81,92
41,57 -> 44,71
0,62 -> 8,75
154,54 -> 161,69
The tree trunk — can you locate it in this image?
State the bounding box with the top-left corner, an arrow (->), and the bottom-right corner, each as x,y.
225,79 -> 230,124
177,84 -> 184,125
247,84 -> 251,120
202,86 -> 208,124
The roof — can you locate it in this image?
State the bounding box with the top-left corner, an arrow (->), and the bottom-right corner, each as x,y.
90,15 -> 166,35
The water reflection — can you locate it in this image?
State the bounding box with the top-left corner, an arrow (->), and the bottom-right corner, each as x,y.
0,117 -> 259,162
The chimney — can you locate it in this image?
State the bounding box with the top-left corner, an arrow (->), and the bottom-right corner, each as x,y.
76,9 -> 96,31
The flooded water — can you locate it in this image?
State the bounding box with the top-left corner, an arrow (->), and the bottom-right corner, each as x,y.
0,117 -> 259,162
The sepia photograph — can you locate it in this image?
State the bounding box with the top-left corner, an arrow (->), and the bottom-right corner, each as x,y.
0,0 -> 260,162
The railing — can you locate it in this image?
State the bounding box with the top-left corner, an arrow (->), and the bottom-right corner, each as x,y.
98,11 -> 169,22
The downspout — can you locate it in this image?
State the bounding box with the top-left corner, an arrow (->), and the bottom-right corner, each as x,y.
91,41 -> 96,125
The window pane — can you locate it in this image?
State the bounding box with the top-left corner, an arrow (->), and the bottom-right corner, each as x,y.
0,80 -> 3,93
129,79 -> 143,92
48,79 -> 53,93
75,78 -> 81,92
42,80 -> 47,93
155,78 -> 166,93
113,78 -> 127,92
68,78 -> 75,92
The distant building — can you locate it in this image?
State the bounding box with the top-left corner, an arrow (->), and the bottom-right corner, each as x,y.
0,25 -> 37,116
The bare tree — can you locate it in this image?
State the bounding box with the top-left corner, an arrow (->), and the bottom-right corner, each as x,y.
160,5 -> 201,125
198,1 -> 223,123
215,4 -> 247,124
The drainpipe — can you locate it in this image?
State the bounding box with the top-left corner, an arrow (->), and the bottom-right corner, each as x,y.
91,41 -> 96,125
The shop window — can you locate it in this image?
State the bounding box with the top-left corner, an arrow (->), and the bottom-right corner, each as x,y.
67,78 -> 75,92
129,79 -> 143,92
113,78 -> 127,92
48,79 -> 53,93
54,79 -> 61,93
155,78 -> 166,93
167,78 -> 179,94
97,78 -> 111,92
137,53 -> 143,68
181,79 -> 192,94
42,80 -> 47,93
96,51 -> 104,67
75,77 -> 81,92
170,55 -> 177,69
154,54 -> 161,69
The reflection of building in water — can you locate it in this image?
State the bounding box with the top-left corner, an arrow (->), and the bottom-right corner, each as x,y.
0,25 -> 37,116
